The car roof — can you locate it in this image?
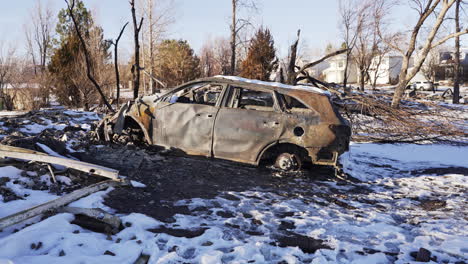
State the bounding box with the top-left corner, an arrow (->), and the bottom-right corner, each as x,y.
183,76 -> 331,96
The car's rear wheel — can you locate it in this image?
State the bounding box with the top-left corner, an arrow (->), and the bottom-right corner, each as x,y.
275,153 -> 302,171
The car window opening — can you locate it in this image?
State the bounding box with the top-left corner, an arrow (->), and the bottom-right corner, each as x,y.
170,84 -> 223,106
276,93 -> 311,113
228,87 -> 275,111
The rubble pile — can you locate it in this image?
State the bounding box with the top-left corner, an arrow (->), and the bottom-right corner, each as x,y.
0,109 -> 100,155
0,159 -> 104,203
0,109 -> 109,204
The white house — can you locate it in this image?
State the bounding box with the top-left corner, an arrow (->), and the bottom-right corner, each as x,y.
294,59 -> 330,84
368,54 -> 403,85
322,54 -> 358,84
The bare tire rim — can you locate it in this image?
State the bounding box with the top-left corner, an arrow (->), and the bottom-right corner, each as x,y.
275,153 -> 301,171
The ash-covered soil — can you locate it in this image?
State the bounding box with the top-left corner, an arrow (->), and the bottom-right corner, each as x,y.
78,144 -> 352,222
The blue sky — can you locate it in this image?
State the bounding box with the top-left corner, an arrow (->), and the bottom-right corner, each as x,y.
0,0 -> 419,59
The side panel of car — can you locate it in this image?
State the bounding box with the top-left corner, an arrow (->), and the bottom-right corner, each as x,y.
155,103 -> 219,157
212,85 -> 286,164
150,83 -> 228,157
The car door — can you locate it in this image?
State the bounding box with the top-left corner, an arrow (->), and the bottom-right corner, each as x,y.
212,85 -> 285,164
154,83 -> 226,157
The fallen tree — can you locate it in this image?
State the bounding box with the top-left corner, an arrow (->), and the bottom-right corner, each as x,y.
296,74 -> 466,143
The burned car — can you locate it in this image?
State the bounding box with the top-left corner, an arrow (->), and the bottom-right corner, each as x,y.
98,76 -> 350,171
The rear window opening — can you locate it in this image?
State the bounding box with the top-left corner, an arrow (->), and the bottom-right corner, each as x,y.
277,93 -> 312,113
283,95 -> 308,109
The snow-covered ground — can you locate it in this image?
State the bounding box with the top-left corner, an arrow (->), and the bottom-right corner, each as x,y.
0,140 -> 466,263
0,108 -> 467,263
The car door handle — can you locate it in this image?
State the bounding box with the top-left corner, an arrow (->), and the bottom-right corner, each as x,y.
195,113 -> 213,118
263,121 -> 279,127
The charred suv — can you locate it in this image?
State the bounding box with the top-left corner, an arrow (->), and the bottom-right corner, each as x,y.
97,76 -> 350,171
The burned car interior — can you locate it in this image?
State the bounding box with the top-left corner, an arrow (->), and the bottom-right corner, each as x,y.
99,76 -> 351,171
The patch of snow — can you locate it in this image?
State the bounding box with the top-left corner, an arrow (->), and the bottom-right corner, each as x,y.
36,143 -> 64,158
0,166 -> 23,179
214,75 -> 331,95
20,119 -> 66,135
55,176 -> 72,186
0,111 -> 27,117
68,187 -> 115,213
341,142 -> 468,181
130,180 -> 146,188
80,124 -> 91,131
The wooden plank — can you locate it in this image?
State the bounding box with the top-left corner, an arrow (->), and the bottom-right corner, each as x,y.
0,145 -> 120,180
0,180 -> 121,230
0,144 -> 48,155
59,207 -> 121,232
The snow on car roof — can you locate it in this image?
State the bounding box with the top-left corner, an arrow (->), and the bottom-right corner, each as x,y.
213,75 -> 331,96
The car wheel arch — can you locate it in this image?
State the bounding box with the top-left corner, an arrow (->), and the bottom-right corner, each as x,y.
256,142 -> 309,166
123,116 -> 153,144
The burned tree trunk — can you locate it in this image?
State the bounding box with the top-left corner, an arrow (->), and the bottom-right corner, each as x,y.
130,0 -> 144,100
110,22 -> 129,107
453,0 -> 461,104
286,30 -> 300,85
286,38 -> 346,86
65,0 -> 114,113
230,0 -> 237,75
343,49 -> 351,94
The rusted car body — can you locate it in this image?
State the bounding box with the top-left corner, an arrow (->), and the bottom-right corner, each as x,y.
99,76 -> 350,169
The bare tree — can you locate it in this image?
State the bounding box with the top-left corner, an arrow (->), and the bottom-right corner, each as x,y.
108,22 -> 128,107
338,0 -> 367,93
199,37 -> 232,77
137,0 -> 174,93
0,44 -> 16,110
421,48 -> 440,84
23,0 -> 55,105
65,0 -> 114,112
230,0 -> 258,75
352,0 -> 389,91
369,45 -> 394,89
386,0 -> 468,108
130,0 -> 144,99
25,0 -> 54,73
200,41 -> 217,77
453,0 -> 461,103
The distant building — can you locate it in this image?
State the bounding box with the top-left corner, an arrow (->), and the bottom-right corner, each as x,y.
368,55 -> 403,85
294,59 -> 329,84
411,48 -> 468,83
322,54 -> 358,84
435,48 -> 468,83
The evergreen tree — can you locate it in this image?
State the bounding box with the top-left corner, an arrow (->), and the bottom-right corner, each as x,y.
240,27 -> 276,81
56,0 -> 93,42
154,39 -> 201,88
48,0 -> 110,109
